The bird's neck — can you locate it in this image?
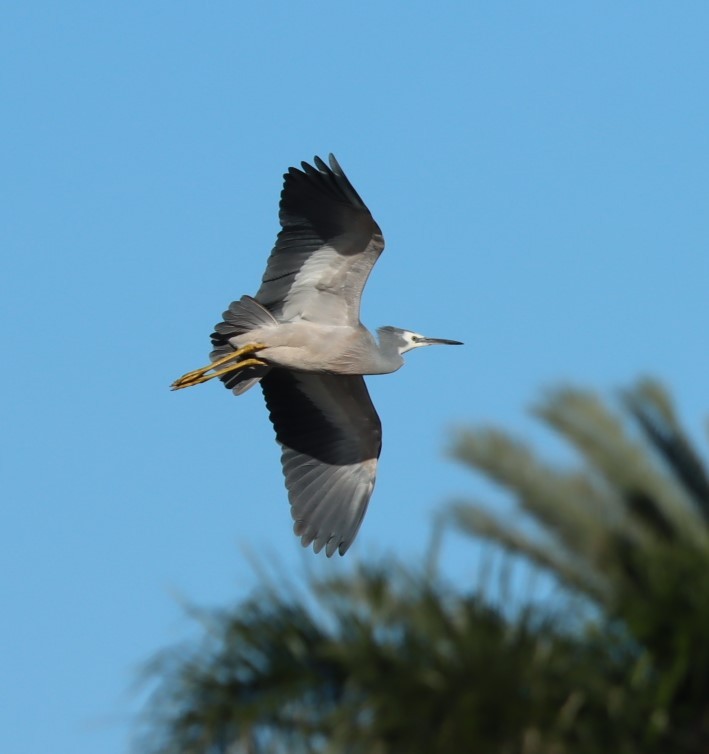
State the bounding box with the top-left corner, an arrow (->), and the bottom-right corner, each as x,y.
371,332 -> 404,374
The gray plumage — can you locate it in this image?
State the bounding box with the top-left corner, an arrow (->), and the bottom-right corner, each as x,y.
174,154 -> 462,556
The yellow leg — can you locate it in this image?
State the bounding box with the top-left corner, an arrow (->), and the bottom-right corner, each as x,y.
171,343 -> 267,391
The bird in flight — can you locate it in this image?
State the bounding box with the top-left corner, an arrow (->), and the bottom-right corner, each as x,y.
172,155 -> 462,556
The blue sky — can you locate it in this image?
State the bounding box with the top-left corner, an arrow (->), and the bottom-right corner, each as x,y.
2,3 -> 708,752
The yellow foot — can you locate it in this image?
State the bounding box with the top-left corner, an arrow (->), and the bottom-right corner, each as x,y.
171,343 -> 267,391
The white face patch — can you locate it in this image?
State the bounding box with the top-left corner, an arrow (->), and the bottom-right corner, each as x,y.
400,331 -> 428,354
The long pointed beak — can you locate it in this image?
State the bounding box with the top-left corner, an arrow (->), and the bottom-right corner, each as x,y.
420,337 -> 463,346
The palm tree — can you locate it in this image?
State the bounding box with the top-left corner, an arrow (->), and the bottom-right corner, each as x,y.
139,379 -> 709,753
449,378 -> 709,750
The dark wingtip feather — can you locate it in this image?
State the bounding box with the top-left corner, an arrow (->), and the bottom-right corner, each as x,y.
313,154 -> 329,172
328,153 -> 342,174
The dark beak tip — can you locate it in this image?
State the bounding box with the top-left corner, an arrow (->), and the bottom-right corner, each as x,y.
426,338 -> 463,346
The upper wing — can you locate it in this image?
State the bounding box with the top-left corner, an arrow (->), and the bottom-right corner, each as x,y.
255,155 -> 385,326
260,370 -> 382,556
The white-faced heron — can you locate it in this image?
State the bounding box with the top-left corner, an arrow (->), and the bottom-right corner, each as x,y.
172,154 -> 462,556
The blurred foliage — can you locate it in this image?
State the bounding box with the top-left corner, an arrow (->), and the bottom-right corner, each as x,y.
139,379 -> 709,753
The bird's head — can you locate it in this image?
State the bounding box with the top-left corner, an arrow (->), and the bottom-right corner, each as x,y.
378,326 -> 463,356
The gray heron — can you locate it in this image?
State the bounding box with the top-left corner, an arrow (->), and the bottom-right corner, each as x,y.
172,155 -> 462,556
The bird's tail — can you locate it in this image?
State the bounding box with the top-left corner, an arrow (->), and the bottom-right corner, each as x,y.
210,295 -> 276,395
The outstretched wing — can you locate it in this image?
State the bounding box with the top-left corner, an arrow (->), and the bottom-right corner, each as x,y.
260,370 -> 382,556
255,154 -> 385,326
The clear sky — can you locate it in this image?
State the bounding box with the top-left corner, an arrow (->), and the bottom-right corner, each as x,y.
2,3 -> 708,752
